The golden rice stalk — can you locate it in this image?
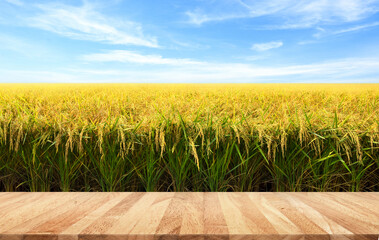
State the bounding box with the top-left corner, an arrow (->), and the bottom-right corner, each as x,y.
280,129 -> 287,157
171,126 -> 181,153
64,129 -> 74,163
232,125 -> 240,144
242,133 -> 250,155
14,124 -> 23,152
159,127 -> 166,157
155,128 -> 159,152
9,123 -> 13,151
97,127 -> 104,159
78,127 -> 85,154
354,134 -> 363,163
267,137 -> 273,160
118,127 -> 126,158
2,124 -> 7,145
189,137 -> 200,170
196,123 -> 205,150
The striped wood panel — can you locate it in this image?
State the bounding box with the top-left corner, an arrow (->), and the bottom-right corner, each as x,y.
0,192 -> 378,239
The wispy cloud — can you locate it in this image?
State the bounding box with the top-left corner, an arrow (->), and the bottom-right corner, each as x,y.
4,0 -> 23,6
0,34 -> 30,54
73,54 -> 379,83
309,21 -> 379,40
2,57 -> 378,83
81,50 -> 202,65
185,10 -> 241,25
185,1 -> 248,25
186,0 -> 379,28
28,2 -> 158,48
251,41 -> 283,51
0,69 -> 80,83
297,40 -> 318,45
105,57 -> 379,82
333,21 -> 379,34
0,34 -> 47,56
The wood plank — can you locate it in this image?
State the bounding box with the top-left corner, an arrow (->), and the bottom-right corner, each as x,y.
61,193 -> 128,235
203,192 -> 228,235
248,193 -> 303,235
292,193 -> 379,235
79,192 -> 143,235
0,192 -> 377,240
128,192 -> 175,235
1,193 -> 86,233
155,192 -> 185,235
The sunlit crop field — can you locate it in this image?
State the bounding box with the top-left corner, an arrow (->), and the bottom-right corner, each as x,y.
0,84 -> 378,192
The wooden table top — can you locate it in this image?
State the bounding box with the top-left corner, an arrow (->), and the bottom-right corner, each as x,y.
0,192 -> 378,240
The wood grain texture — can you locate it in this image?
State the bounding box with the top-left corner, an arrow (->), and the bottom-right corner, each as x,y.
0,193 -> 377,240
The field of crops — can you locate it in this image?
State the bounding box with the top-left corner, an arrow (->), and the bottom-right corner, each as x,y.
0,84 -> 378,192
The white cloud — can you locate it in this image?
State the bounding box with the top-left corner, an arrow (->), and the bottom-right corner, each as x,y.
28,2 -> 158,48
297,40 -> 318,45
185,11 -> 211,26
185,1 -> 248,25
9,56 -> 374,83
0,34 -> 31,54
312,27 -> 326,38
4,0 -> 23,6
186,0 -> 379,28
70,57 -> 379,82
185,10 -> 241,25
79,51 -> 379,82
0,34 -> 47,56
81,50 -> 202,65
333,21 -> 379,34
308,21 -> 379,39
112,57 -> 379,82
251,41 -> 283,51
0,69 -> 80,83
1,57 -> 379,83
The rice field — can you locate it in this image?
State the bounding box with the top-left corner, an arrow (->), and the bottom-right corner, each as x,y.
0,84 -> 378,192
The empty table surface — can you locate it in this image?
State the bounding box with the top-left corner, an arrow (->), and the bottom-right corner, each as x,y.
0,192 -> 378,240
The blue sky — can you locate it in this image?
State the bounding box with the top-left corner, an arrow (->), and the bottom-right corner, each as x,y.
0,0 -> 379,83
